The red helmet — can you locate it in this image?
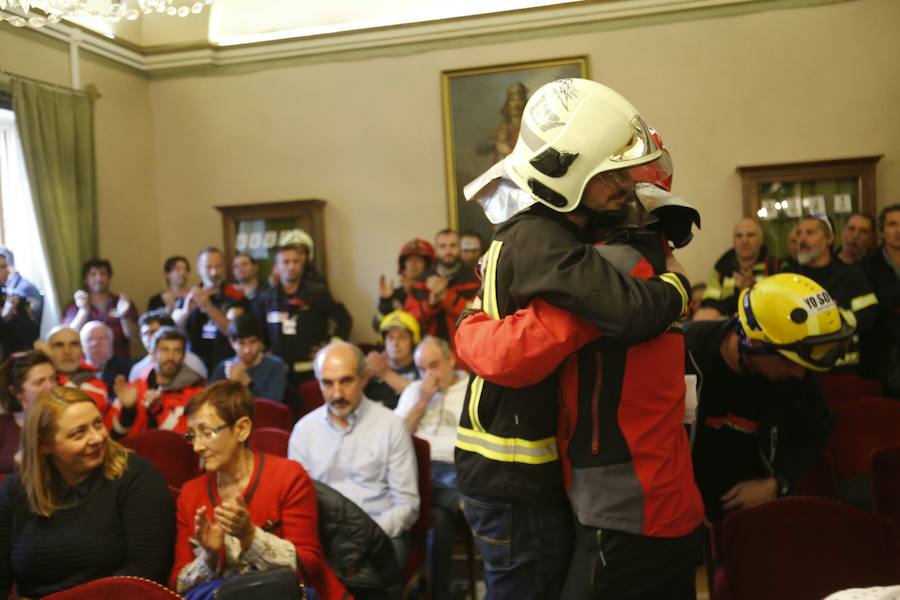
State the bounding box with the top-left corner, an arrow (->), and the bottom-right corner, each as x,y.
628,127 -> 673,192
398,238 -> 435,274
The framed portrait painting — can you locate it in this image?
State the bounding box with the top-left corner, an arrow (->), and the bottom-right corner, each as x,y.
441,56 -> 589,243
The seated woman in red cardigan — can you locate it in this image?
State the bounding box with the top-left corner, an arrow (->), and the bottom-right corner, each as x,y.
170,380 -> 347,599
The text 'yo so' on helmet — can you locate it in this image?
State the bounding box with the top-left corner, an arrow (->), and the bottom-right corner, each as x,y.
737,273 -> 856,372
398,238 -> 435,274
464,78 -> 662,224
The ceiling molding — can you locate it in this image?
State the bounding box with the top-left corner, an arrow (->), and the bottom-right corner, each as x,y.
2,0 -> 852,78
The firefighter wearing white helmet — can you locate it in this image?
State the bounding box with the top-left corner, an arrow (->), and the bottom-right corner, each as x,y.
455,79 -> 698,598
686,273 -> 845,533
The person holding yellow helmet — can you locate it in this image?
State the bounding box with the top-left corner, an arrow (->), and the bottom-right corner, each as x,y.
686,273 -> 853,527
363,310 -> 421,410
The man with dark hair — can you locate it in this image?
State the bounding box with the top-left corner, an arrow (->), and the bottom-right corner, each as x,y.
861,204 -> 900,396
253,242 -> 351,415
232,253 -> 269,301
211,313 -> 287,402
0,246 -> 42,357
455,81 -> 698,598
63,258 -> 139,360
110,326 -> 205,437
837,212 -> 877,265
129,309 -> 208,382
175,247 -> 246,374
404,229 -> 479,356
148,255 -> 191,313
459,231 -> 484,268
783,215 -> 878,371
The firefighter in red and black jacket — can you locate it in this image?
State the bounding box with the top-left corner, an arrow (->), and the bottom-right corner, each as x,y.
453,79 -> 701,599
403,229 -> 479,359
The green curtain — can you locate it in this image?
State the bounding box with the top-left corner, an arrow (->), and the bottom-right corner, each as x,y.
12,79 -> 97,315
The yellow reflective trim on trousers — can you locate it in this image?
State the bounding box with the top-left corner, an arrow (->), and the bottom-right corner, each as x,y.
456,426 -> 558,465
659,272 -> 688,315
483,240 -> 503,320
468,375 -> 485,432
851,293 -> 878,312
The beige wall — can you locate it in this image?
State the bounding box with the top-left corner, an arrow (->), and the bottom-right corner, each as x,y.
148,0 -> 900,341
3,0 -> 899,343
1,28 -> 160,328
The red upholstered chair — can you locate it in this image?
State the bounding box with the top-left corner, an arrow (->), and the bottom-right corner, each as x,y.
249,426 -> 291,458
820,373 -> 883,411
253,398 -> 293,432
872,443 -> 900,529
829,397 -> 900,509
298,380 -> 325,419
793,449 -> 835,498
120,429 -> 199,490
403,436 -> 432,592
713,497 -> 900,600
829,397 -> 900,480
43,576 -> 183,599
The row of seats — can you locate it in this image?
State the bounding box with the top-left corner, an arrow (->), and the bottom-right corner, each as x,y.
117,420 -> 437,597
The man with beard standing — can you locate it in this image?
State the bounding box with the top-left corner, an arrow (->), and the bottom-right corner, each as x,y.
783,215 -> 877,371
404,229 -> 479,356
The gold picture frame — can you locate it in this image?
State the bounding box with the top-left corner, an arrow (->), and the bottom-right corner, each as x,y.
441,56 -> 589,242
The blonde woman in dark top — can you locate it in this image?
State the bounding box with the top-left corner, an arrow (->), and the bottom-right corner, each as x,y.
0,387 -> 174,597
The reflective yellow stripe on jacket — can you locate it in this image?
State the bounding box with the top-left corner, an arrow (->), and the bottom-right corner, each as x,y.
456,427 -> 559,465
457,239 -> 558,465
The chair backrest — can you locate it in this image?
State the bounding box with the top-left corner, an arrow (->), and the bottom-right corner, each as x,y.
718,497 -> 900,600
253,398 -> 293,431
402,436 -> 432,583
120,429 -> 199,490
821,373 -> 883,411
249,427 -> 290,458
829,397 -> 900,480
793,449 -> 834,498
871,443 -> 900,529
298,380 -> 325,418
43,576 -> 183,599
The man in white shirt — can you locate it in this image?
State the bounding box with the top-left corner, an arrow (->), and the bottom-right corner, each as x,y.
288,341 -> 419,566
395,336 -> 467,600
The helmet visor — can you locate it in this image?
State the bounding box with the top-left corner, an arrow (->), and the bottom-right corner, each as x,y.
772,325 -> 855,370
609,117 -> 659,163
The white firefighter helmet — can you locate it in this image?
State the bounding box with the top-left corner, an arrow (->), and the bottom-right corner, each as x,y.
465,78 -> 661,220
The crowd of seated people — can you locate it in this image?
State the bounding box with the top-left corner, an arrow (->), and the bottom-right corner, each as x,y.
0,201 -> 899,598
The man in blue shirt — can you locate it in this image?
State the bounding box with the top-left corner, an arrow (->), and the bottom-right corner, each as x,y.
211,313 -> 287,403
288,341 -> 419,566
